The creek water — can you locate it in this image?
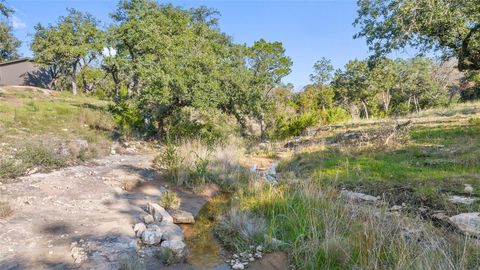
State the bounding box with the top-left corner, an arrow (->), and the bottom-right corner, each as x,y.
180,194 -> 231,270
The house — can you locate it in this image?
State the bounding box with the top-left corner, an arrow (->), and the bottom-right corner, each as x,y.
0,58 -> 51,88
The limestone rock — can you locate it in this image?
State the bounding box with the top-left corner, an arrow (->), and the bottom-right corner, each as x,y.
71,244 -> 87,264
133,223 -> 146,238
158,221 -> 184,241
146,202 -> 173,223
340,190 -> 378,203
143,214 -> 155,224
232,262 -> 245,270
160,240 -> 187,261
142,225 -> 163,245
449,212 -> 480,237
449,195 -> 476,205
170,209 -> 195,224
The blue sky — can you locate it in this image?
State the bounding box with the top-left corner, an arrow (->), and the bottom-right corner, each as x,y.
7,0 -> 410,89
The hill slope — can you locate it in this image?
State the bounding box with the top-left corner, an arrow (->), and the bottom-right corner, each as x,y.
0,86 -> 116,180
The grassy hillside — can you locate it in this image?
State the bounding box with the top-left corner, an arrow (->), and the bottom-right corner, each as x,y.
0,86 -> 116,180
216,102 -> 480,269
281,102 -> 480,212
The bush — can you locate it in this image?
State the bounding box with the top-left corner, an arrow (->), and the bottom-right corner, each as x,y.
165,107 -> 236,146
0,201 -> 12,218
153,139 -> 248,189
320,107 -> 350,124
275,112 -> 319,140
159,191 -> 181,210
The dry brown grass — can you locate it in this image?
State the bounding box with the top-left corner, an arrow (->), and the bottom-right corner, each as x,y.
0,201 -> 13,218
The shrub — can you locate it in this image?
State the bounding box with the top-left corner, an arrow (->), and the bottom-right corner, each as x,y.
153,139 -> 248,189
216,208 -> 266,251
275,112 -> 319,139
159,191 -> 181,210
0,201 -> 12,218
19,144 -> 65,169
321,107 -> 350,124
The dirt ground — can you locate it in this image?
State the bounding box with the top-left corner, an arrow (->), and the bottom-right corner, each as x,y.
0,152 -> 218,270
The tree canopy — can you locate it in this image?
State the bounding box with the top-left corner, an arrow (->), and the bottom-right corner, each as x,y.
354,0 -> 480,71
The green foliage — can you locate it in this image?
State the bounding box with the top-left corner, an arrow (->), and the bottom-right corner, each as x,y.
275,112 -> 318,140
310,57 -> 334,86
0,21 -> 20,61
159,191 -> 180,210
110,99 -> 146,134
31,8 -> 105,92
354,0 -> 480,71
165,108 -> 235,146
153,141 -> 184,184
320,107 -> 350,124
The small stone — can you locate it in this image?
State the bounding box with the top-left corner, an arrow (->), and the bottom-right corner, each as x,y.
133,223 -> 147,238
390,205 -> 402,211
249,257 -> 255,262
144,214 -> 155,224
232,262 -> 245,270
71,246 -> 87,264
340,190 -> 378,203
256,245 -> 263,252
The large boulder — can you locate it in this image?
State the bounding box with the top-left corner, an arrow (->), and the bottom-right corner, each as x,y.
142,224 -> 163,245
160,240 -> 188,262
146,202 -> 174,223
449,212 -> 480,237
170,209 -> 195,224
158,221 -> 184,241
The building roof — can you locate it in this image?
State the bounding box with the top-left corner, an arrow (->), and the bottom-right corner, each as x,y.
0,58 -> 32,66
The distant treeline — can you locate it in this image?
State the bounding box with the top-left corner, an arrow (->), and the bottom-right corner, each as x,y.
0,0 -> 477,142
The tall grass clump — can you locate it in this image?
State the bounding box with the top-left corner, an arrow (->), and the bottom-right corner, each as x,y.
153,138 -> 249,189
231,178 -> 480,269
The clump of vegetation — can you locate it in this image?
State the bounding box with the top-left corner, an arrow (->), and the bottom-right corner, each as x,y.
118,252 -> 145,270
0,201 -> 13,218
216,207 -> 267,252
231,179 -> 480,269
153,139 -> 249,189
159,191 -> 180,210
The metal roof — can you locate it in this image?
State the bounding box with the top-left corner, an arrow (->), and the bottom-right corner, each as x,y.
0,58 -> 32,66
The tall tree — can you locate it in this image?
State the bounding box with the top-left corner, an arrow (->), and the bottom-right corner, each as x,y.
31,9 -> 104,94
354,0 -> 480,71
310,57 -> 334,88
109,0 -> 250,136
333,59 -> 375,118
247,38 -> 292,140
0,0 -> 20,62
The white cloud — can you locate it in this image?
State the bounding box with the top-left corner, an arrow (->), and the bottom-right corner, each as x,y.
11,15 -> 26,29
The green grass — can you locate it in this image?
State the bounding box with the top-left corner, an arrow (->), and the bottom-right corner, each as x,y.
231,181 -> 480,269
0,87 -> 116,180
281,123 -> 480,212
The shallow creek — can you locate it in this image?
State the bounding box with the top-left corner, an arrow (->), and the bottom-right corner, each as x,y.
180,193 -> 231,270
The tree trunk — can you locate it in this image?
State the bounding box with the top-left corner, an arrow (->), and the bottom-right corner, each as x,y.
260,115 -> 266,141
383,89 -> 391,113
71,78 -> 78,95
361,100 -> 369,119
71,62 -> 78,95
